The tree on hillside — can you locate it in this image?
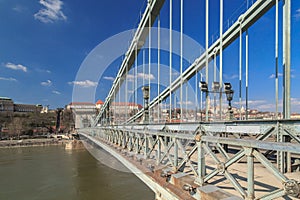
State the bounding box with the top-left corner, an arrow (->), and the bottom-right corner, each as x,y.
7,117 -> 24,139
61,109 -> 74,133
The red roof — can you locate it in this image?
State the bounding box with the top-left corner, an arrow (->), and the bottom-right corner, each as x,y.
96,100 -> 104,105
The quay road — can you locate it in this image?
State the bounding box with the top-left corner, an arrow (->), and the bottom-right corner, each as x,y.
79,120 -> 300,200
0,138 -> 68,148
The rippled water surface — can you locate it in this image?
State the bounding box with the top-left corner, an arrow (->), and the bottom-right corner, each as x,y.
0,146 -> 154,200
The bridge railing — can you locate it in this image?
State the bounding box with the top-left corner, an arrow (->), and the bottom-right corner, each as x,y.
80,120 -> 300,199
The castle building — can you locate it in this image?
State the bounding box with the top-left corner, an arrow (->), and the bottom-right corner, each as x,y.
0,97 -> 42,113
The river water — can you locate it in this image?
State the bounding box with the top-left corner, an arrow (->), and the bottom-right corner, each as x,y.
0,145 -> 154,200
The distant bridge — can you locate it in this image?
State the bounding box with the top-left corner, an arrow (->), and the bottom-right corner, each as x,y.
79,0 -> 300,199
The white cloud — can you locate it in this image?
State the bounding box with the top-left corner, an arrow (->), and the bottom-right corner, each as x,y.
269,73 -> 283,79
34,0 -> 67,23
256,104 -> 276,111
68,80 -> 98,87
41,80 -> 52,86
224,74 -> 238,80
103,76 -> 115,81
177,101 -> 194,105
291,98 -> 300,106
137,73 -> 155,80
233,100 -> 267,106
126,74 -> 135,82
36,68 -> 51,73
4,62 -> 27,72
52,90 -> 61,95
172,71 -> 180,76
269,73 -> 295,79
294,8 -> 300,20
232,99 -> 285,112
0,77 -> 17,82
13,5 -> 26,12
125,73 -> 155,82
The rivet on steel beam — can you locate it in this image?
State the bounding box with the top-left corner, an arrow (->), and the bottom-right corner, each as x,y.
194,134 -> 202,142
283,180 -> 300,197
244,147 -> 253,156
213,47 -> 218,55
217,162 -> 226,174
238,14 -> 244,24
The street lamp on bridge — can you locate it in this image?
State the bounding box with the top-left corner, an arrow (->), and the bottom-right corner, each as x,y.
224,83 -> 234,120
142,86 -> 150,124
200,82 -> 234,121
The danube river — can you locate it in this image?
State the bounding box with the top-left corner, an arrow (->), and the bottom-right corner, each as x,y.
0,145 -> 154,200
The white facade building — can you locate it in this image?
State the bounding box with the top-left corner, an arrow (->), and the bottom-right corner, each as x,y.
66,102 -> 96,129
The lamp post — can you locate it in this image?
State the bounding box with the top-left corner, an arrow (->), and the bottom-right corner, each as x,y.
212,81 -> 220,119
224,84 -> 234,153
200,81 -> 209,121
199,82 -> 234,121
224,83 -> 234,120
142,86 -> 150,124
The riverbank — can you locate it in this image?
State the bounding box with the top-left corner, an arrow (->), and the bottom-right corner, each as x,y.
0,138 -> 84,149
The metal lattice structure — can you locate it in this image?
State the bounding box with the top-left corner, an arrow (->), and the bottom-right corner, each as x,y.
80,120 -> 300,199
93,0 -> 291,126
79,0 -> 300,199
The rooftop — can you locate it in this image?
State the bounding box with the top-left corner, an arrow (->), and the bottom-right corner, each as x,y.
0,97 -> 12,100
69,102 -> 95,106
96,100 -> 104,105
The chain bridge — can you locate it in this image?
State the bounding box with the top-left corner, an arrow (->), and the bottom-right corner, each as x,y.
78,0 -> 300,199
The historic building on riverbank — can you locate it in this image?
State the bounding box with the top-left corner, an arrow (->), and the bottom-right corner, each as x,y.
0,97 -> 14,113
0,97 -> 42,114
66,102 -> 97,129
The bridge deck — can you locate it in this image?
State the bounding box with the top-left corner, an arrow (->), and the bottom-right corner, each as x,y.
79,130 -> 300,200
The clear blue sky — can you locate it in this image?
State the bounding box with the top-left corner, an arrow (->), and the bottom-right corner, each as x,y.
0,0 -> 299,112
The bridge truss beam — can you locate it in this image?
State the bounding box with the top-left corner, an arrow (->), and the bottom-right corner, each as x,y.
93,0 -> 165,126
127,0 -> 281,123
80,119 -> 300,199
